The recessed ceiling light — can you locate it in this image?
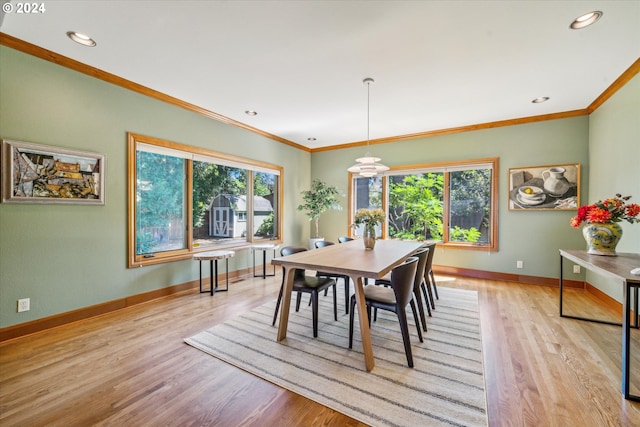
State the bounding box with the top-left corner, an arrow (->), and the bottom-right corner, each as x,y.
570,11 -> 603,29
532,97 -> 550,104
245,110 -> 257,116
66,31 -> 96,47
307,137 -> 316,142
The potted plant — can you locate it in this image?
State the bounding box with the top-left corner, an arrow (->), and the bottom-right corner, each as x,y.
570,193 -> 639,256
297,179 -> 341,248
353,208 -> 386,250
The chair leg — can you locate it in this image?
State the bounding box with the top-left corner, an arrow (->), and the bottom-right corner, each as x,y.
430,270 -> 439,300
413,290 -> 428,332
296,292 -> 303,312
348,296 -> 356,348
409,300 -> 424,342
272,283 -> 284,326
311,291 -> 319,338
332,284 -> 338,321
396,309 -> 415,368
344,276 -> 350,314
426,279 -> 436,310
420,282 -> 432,317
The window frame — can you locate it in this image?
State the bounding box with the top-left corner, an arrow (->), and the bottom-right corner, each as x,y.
127,133 -> 283,267
348,157 -> 498,251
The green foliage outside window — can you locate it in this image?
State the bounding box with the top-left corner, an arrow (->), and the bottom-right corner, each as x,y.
388,173 -> 444,241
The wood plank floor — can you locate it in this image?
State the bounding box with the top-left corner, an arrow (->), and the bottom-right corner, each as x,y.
1,273 -> 640,426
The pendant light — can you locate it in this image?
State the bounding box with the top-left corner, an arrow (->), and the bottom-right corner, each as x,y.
348,78 -> 389,178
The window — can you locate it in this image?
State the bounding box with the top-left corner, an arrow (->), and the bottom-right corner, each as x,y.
349,158 -> 498,251
128,133 -> 282,267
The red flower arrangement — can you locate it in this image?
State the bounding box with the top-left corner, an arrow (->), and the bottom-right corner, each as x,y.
570,194 -> 640,228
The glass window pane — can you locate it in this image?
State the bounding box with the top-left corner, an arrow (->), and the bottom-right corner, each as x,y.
253,172 -> 278,240
353,176 -> 383,236
193,161 -> 247,248
388,173 -> 444,241
135,150 -> 186,255
449,169 -> 492,244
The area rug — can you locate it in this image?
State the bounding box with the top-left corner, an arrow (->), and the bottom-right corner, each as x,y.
185,285 -> 487,427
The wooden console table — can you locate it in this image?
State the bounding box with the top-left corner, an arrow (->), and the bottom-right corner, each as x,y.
559,249 -> 640,401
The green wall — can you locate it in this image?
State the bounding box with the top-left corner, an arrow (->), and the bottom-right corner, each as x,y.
585,73 -> 640,301
0,46 -> 310,327
311,117 -> 591,276
1,44 -> 638,329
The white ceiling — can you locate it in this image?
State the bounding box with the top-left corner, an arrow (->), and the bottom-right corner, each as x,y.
1,1 -> 639,149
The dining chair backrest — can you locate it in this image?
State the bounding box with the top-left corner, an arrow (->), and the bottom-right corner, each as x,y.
422,242 -> 437,281
280,246 -> 307,280
412,247 -> 429,291
315,240 -> 335,248
338,236 -> 354,243
390,256 -> 419,308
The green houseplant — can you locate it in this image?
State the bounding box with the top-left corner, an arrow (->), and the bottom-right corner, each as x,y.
297,179 -> 341,241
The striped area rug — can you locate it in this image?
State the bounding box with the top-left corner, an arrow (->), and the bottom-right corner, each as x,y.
185,286 -> 487,427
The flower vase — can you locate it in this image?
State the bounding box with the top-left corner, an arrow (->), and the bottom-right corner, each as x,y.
582,222 -> 622,256
363,226 -> 376,250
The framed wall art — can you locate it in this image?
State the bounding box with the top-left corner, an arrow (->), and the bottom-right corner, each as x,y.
508,163 -> 579,210
2,139 -> 105,205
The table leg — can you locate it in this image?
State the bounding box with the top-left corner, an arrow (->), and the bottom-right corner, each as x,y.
623,282 -> 631,398
277,266 -> 295,341
352,275 -> 375,372
225,258 -> 229,291
559,254 -> 565,316
199,260 -> 203,293
210,260 -> 215,296
262,249 -> 267,279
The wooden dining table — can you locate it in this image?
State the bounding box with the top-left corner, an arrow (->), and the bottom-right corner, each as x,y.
271,238 -> 424,371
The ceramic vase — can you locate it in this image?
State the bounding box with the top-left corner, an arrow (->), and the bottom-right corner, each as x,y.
582,222 -> 622,256
363,226 -> 376,250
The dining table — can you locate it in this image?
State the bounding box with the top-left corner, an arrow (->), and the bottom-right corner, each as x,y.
271,238 -> 424,371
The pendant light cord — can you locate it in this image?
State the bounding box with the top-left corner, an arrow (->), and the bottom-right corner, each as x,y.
364,77 -> 374,151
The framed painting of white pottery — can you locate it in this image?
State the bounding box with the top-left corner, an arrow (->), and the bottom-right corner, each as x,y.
1,139 -> 105,205
508,163 -> 580,210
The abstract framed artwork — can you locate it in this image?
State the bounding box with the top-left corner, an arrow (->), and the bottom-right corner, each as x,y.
508,163 -> 579,210
1,139 -> 105,205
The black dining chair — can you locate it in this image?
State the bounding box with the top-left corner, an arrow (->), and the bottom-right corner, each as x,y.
271,246 -> 338,337
314,240 -> 352,314
349,256 -> 422,367
421,242 -> 438,310
338,236 -> 354,243
374,247 -> 430,331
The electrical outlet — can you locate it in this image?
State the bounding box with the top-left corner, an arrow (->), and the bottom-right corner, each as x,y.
573,265 -> 581,274
516,260 -> 523,269
17,298 -> 30,312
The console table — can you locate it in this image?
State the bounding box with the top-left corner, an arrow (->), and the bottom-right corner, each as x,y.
559,249 -> 640,401
193,250 -> 235,295
251,243 -> 278,278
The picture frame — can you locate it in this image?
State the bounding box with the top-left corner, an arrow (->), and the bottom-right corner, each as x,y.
508,163 -> 579,210
1,139 -> 105,205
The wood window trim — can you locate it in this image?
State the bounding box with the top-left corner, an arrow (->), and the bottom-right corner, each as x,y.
348,157 -> 499,252
127,132 -> 284,268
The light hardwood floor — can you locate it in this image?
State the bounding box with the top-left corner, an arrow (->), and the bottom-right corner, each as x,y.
1,273 -> 640,426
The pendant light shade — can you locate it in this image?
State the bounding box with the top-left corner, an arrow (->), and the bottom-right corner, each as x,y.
348,78 -> 389,177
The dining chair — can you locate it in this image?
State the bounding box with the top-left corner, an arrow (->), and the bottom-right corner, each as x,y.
374,247 -> 430,330
271,246 -> 338,337
338,236 -> 354,243
421,242 -> 439,310
315,240 -> 352,314
349,256 -> 422,367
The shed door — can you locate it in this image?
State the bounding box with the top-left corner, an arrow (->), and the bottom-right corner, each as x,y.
212,207 -> 230,237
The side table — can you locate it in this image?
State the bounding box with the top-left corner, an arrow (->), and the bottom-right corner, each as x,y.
193,250 -> 235,295
252,243 -> 278,279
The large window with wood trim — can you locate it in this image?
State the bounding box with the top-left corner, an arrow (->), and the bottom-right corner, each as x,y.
128,133 -> 282,267
350,158 -> 498,251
